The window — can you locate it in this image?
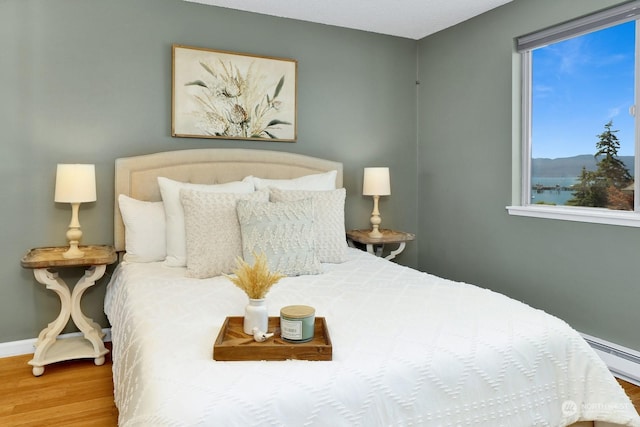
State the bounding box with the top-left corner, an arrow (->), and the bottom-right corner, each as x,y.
508,1 -> 640,227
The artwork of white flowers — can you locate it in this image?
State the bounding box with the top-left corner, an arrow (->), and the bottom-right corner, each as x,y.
172,45 -> 297,141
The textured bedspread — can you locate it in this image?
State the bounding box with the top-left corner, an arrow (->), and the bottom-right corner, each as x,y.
105,248 -> 639,426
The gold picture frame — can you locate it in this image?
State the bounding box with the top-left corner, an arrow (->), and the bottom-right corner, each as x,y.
172,44 -> 297,142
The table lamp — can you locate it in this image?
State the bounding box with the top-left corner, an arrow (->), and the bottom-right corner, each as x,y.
362,167 -> 390,238
54,164 -> 97,259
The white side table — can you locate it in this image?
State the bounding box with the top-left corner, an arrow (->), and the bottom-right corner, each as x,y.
346,229 -> 415,260
21,245 -> 117,376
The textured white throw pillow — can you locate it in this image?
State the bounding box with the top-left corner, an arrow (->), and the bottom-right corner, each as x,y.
180,189 -> 269,279
269,188 -> 347,263
242,170 -> 337,191
118,194 -> 166,263
158,177 -> 254,267
236,198 -> 322,276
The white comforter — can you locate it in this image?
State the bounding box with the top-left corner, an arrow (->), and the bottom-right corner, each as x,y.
105,248 -> 639,426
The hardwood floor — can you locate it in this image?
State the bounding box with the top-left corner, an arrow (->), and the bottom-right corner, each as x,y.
0,347 -> 118,427
619,378 -> 640,414
0,348 -> 638,426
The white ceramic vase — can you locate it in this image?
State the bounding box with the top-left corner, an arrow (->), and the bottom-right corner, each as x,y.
244,298 -> 268,335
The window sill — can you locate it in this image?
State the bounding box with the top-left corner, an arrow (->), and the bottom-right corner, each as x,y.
506,205 -> 640,227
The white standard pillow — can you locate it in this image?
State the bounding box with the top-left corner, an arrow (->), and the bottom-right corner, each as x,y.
269,188 -> 347,263
242,170 -> 337,191
236,198 -> 322,276
118,194 -> 166,263
180,189 -> 269,279
158,176 -> 255,267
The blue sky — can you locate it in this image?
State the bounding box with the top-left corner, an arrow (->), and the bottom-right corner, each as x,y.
532,20 -> 635,159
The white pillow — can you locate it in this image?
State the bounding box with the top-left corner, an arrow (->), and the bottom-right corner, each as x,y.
269,188 -> 347,263
118,194 -> 166,263
242,170 -> 337,191
158,177 -> 254,267
180,189 -> 269,278
236,199 -> 322,276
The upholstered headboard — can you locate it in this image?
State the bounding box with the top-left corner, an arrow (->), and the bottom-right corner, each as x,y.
114,148 -> 344,252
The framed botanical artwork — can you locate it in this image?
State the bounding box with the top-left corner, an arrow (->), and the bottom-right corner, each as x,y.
172,44 -> 297,142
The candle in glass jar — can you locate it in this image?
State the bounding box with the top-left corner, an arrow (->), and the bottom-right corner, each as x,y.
280,305 -> 315,343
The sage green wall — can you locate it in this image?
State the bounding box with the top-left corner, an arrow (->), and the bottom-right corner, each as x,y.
417,0 -> 640,350
0,0 -> 417,343
7,0 -> 634,353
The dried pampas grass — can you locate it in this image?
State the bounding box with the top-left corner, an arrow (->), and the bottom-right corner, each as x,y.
226,253 -> 284,299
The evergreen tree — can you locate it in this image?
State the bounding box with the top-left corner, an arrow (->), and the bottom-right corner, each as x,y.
594,120 -> 632,190
567,121 -> 633,209
567,166 -> 607,207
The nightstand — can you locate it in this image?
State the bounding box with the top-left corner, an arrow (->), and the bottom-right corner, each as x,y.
346,229 -> 415,261
21,245 -> 117,376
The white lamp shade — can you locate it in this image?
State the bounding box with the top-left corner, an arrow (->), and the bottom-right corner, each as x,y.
54,164 -> 97,203
363,167 -> 390,196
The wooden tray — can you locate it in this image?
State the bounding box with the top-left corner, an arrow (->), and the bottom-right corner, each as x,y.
213,316 -> 332,361
21,245 -> 117,268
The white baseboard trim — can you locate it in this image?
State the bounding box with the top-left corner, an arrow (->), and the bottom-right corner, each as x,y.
581,332 -> 640,386
0,328 -> 111,358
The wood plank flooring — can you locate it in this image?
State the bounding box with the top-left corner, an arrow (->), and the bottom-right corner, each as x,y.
0,347 -> 118,427
619,378 -> 640,414
0,347 -> 638,426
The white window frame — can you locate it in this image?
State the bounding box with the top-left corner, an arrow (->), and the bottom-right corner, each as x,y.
507,1 -> 640,227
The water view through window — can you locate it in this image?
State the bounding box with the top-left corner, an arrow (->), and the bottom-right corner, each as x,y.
531,21 -> 635,209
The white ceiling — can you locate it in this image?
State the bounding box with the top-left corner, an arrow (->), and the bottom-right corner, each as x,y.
184,0 -> 513,40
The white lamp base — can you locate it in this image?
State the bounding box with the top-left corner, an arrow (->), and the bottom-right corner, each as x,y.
368,195 -> 383,238
368,228 -> 383,239
63,205 -> 85,259
62,242 -> 84,259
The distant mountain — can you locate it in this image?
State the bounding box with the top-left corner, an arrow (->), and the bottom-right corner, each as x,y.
532,155 -> 635,177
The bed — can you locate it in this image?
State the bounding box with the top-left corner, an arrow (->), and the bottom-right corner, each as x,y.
105,148 -> 640,426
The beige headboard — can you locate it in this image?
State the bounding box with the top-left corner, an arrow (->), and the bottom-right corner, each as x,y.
114,148 -> 344,252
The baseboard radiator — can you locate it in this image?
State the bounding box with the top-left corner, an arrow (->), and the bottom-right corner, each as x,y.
581,332 -> 640,386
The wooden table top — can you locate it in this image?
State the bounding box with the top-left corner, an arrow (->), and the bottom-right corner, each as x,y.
346,229 -> 415,245
21,245 -> 117,269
